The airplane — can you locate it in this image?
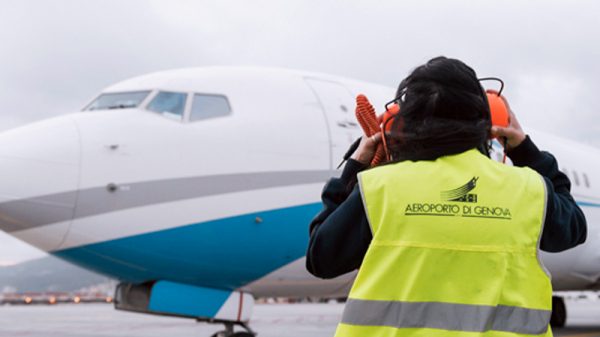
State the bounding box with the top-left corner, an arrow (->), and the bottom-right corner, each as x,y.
0,66 -> 598,337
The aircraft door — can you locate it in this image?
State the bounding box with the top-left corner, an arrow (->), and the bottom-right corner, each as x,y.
305,78 -> 362,169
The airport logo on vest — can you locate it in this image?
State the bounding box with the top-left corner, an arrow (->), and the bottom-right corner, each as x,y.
441,177 -> 479,203
403,177 -> 513,220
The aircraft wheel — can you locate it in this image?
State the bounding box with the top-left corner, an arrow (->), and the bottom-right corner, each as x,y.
550,296 -> 567,327
210,332 -> 227,337
210,330 -> 255,337
231,333 -> 255,337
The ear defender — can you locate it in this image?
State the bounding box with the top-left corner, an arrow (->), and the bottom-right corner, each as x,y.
348,80 -> 509,167
487,92 -> 509,129
479,77 -> 509,132
480,79 -> 510,163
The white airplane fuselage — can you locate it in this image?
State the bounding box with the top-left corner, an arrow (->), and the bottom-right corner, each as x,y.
0,67 -> 598,315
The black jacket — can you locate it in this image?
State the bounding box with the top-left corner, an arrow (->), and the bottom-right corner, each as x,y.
306,136 -> 587,279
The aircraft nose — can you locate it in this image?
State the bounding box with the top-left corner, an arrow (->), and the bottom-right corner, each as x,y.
0,116 -> 81,251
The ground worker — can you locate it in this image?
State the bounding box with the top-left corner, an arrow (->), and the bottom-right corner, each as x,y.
306,56 -> 587,336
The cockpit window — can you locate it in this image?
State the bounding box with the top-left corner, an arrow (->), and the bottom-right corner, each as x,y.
85,91 -> 151,111
147,91 -> 187,120
190,94 -> 231,121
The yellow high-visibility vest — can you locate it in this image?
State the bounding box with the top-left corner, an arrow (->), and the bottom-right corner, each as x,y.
336,149 -> 552,337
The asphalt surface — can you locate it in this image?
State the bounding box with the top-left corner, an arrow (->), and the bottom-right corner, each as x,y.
0,300 -> 599,337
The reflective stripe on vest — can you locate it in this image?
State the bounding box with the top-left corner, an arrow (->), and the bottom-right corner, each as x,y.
342,299 -> 551,335
336,149 -> 552,337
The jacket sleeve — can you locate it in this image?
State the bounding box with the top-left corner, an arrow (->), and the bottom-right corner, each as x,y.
306,159 -> 373,279
507,136 -> 587,252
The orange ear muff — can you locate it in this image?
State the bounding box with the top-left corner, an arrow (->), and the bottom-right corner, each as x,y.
381,103 -> 399,132
487,92 -> 509,129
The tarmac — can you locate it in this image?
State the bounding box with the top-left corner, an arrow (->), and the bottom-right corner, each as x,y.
0,299 -> 599,337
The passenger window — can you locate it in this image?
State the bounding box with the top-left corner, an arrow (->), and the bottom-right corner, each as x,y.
147,91 -> 187,120
573,171 -> 580,186
190,94 -> 231,121
583,173 -> 590,188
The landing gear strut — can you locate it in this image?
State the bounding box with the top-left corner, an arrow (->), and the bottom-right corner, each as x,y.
208,320 -> 256,337
550,296 -> 567,328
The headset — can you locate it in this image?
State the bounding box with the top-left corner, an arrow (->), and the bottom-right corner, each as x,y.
339,77 -> 510,168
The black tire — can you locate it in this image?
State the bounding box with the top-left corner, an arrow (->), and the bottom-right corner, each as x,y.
211,330 -> 255,337
231,333 -> 255,337
550,296 -> 567,327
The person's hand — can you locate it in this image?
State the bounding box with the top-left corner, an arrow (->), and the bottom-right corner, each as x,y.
488,90 -> 526,151
351,133 -> 382,165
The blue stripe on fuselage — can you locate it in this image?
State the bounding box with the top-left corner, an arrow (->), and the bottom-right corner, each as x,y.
51,199 -> 599,291
578,201 -> 600,208
54,202 -> 322,290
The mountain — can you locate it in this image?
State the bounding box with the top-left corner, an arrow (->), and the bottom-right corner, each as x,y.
0,255 -> 113,293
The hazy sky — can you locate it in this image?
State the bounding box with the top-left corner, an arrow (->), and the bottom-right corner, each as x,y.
0,0 -> 599,264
